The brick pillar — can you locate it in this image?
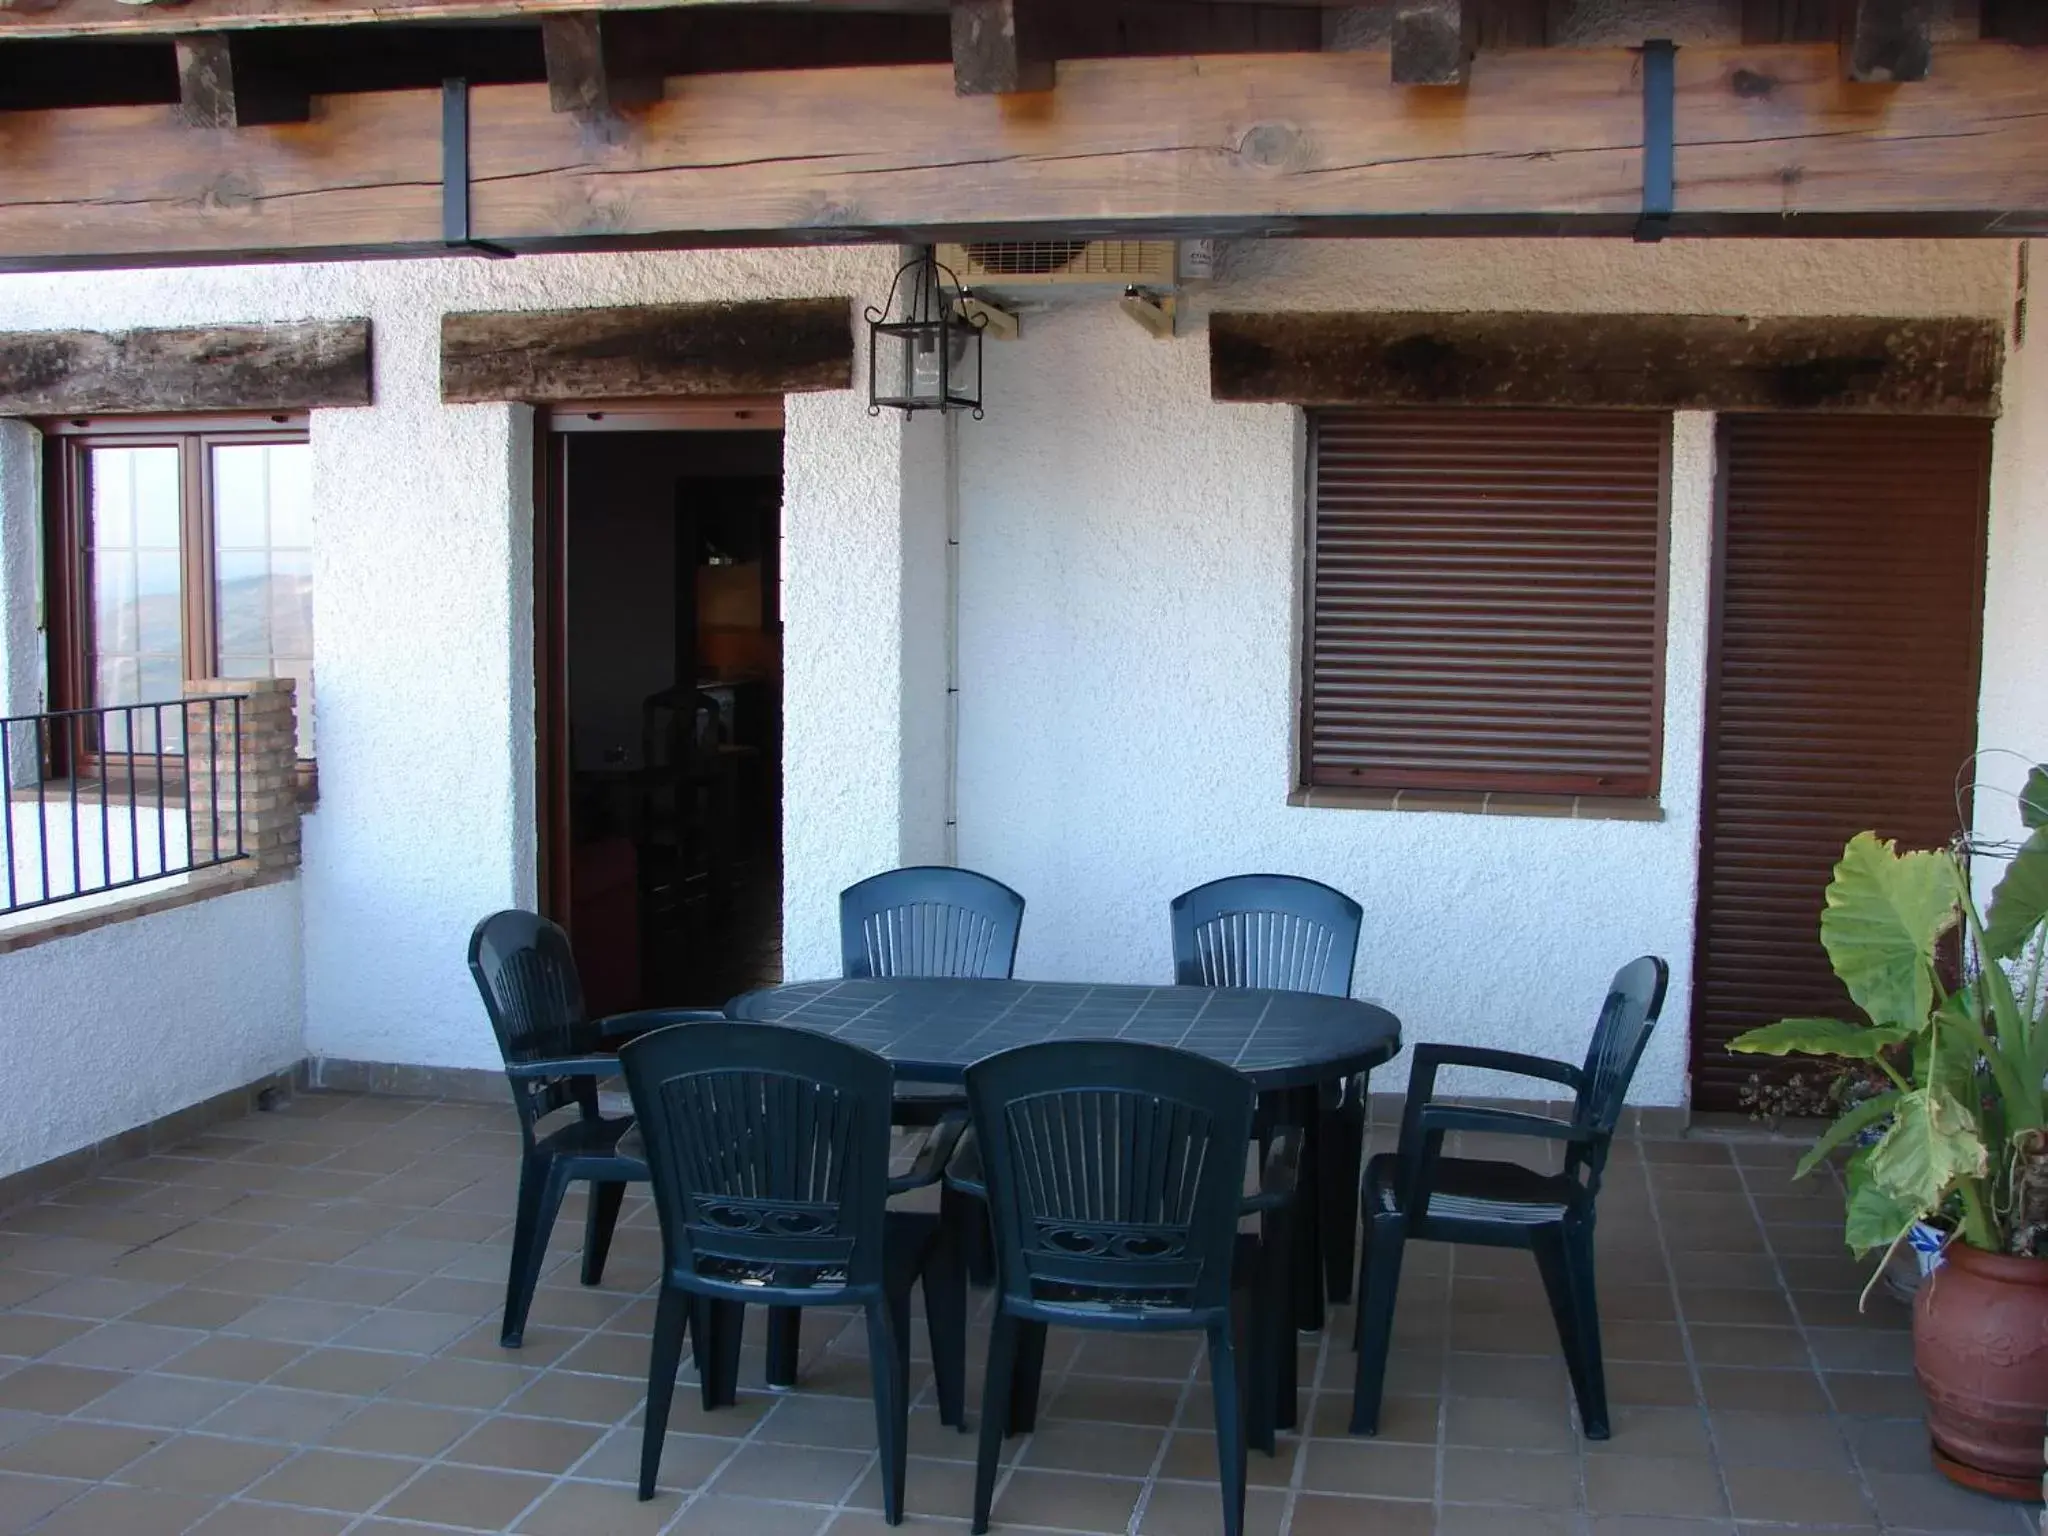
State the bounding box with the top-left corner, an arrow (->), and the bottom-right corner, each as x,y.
182,678 -> 302,872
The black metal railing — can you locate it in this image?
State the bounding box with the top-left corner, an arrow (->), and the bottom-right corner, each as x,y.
1,696 -> 247,917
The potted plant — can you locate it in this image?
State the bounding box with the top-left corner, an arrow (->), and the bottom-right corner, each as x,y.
1732,764 -> 2048,1499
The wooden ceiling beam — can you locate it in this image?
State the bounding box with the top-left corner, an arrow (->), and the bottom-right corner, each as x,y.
949,0 -> 1051,94
1843,0 -> 1931,80
1389,0 -> 1471,84
540,14 -> 662,114
174,32 -> 310,125
0,43 -> 2041,271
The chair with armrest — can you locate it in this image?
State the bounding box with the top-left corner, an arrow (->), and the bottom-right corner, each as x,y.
1348,956 -> 1669,1440
467,909 -> 723,1347
1170,874 -> 1367,1306
953,1040 -> 1300,1536
620,1021 -> 968,1522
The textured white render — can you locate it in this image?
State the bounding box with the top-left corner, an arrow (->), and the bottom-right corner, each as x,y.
0,247 -> 911,1071
0,237 -> 2034,1109
951,239 -> 2019,1107
0,877 -> 303,1178
1978,240 -> 2048,870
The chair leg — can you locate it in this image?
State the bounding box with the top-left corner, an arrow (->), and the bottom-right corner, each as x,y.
639,1284 -> 691,1501
1259,1196 -> 1298,1439
921,1218 -> 969,1429
1205,1322 -> 1249,1536
500,1157 -> 571,1348
1531,1228 -> 1589,1420
1236,1286 -> 1275,1460
945,1183 -> 995,1289
582,1180 -> 628,1286
1318,1098 -> 1365,1305
1564,1224 -> 1608,1440
972,1315 -> 1021,1535
766,1308 -> 801,1389
1007,1321 -> 1048,1436
1291,1091 -> 1326,1335
1347,1215 -> 1407,1435
865,1298 -> 909,1525
696,1299 -> 744,1411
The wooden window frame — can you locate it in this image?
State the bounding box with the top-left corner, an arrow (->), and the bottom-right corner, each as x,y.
1298,407 -> 1672,804
40,412 -> 312,780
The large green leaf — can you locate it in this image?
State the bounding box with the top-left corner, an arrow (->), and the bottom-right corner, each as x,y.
1844,1171 -> 1919,1257
2021,765 -> 2048,831
1795,1090 -> 1901,1180
1865,1088 -> 1987,1218
1732,1017 -> 1912,1060
1984,827 -> 2048,963
1819,834 -> 1963,1027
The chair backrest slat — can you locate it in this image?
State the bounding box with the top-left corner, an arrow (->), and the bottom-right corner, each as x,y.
623,1021 -> 893,1301
967,1041 -> 1255,1322
1567,955 -> 1670,1187
1171,875 -> 1362,998
841,866 -> 1025,980
468,910 -> 603,1143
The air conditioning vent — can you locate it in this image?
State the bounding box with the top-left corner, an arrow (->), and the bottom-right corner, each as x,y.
938,239 -> 1182,291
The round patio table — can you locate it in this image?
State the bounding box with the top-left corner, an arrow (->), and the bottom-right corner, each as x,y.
725,976 -> 1402,1341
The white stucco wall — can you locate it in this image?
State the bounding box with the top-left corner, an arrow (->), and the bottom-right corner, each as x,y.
950,239 -> 2020,1106
0,246 -> 916,1071
0,235 -> 2034,1110
1978,241 -> 2048,865
0,876 -> 304,1180
0,420 -> 37,783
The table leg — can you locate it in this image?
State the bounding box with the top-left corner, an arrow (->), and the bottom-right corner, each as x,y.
1292,1088 -> 1326,1335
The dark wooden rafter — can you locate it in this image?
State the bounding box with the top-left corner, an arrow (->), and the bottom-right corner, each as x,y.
1,44 -> 2045,272
949,0 -> 1051,95
174,32 -> 310,125
440,298 -> 852,401
1209,310 -> 2005,415
0,319 -> 369,414
1843,0 -> 1931,80
539,13 -> 661,114
1389,0 -> 1471,84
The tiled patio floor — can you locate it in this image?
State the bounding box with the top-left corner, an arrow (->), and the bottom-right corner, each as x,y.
0,1091 -> 2037,1535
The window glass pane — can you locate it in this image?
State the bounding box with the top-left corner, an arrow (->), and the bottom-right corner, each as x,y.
210,442 -> 314,757
87,446 -> 185,753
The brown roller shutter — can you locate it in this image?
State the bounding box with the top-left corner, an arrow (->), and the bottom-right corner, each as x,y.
1307,408 -> 1669,797
1691,415 -> 1989,1113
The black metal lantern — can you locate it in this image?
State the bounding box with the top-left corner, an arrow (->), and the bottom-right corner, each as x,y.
867,250 -> 985,418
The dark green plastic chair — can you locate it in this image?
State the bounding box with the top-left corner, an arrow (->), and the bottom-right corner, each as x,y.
1170,874 -> 1366,1307
841,865 -> 1026,982
1349,956 -> 1669,1440
620,1020 -> 968,1522
467,909 -> 722,1348
955,1040 -> 1298,1536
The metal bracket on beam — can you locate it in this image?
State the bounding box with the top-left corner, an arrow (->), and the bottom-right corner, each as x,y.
1635,39 -> 1675,244
1119,287 -> 1177,340
442,79 -> 517,259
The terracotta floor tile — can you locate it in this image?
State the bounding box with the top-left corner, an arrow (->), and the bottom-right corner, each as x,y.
1135,1479 -> 1283,1536
1020,1421 -> 1166,1478
1583,1453 -> 1730,1518
1287,1492 -> 1433,1536
447,1414 -> 604,1475
186,1498 -> 355,1535
0,1363 -> 123,1414
26,1483 -> 218,1536
77,1372 -> 245,1430
1297,1438 -> 1435,1499
243,1448 -> 421,1512
513,1478 -> 685,1535
0,1422 -> 163,1480
320,1402 -> 481,1457
376,1462 -> 553,1528
1441,1446 -> 1581,1507
1863,1469 -> 2037,1534
120,1432 -> 293,1495
670,1494 -> 832,1534
1722,1462 -> 1872,1525
988,1467 -> 1142,1531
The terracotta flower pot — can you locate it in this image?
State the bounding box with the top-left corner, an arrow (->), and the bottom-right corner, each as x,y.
1913,1239 -> 2048,1500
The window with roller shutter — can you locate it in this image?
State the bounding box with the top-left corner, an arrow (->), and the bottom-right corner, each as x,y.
1303,408 -> 1670,801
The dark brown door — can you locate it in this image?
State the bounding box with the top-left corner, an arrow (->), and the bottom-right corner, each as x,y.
1691,415 -> 1990,1113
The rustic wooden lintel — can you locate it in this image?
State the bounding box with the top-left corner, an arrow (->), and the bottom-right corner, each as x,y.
950,0 -> 1053,96
1209,311 -> 2005,416
1391,0 -> 1471,84
540,14 -> 663,117
440,298 -> 853,403
0,319 -> 370,415
174,33 -> 311,127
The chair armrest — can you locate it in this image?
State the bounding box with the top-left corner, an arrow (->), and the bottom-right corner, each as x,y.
1416,1104 -> 1596,1144
891,1110 -> 970,1196
942,1126 -> 986,1201
1242,1126 -> 1303,1215
594,1007 -> 727,1042
503,1055 -> 622,1081
1409,1044 -> 1583,1095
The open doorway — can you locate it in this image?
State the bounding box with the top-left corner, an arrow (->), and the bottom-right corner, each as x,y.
537,406 -> 784,1015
